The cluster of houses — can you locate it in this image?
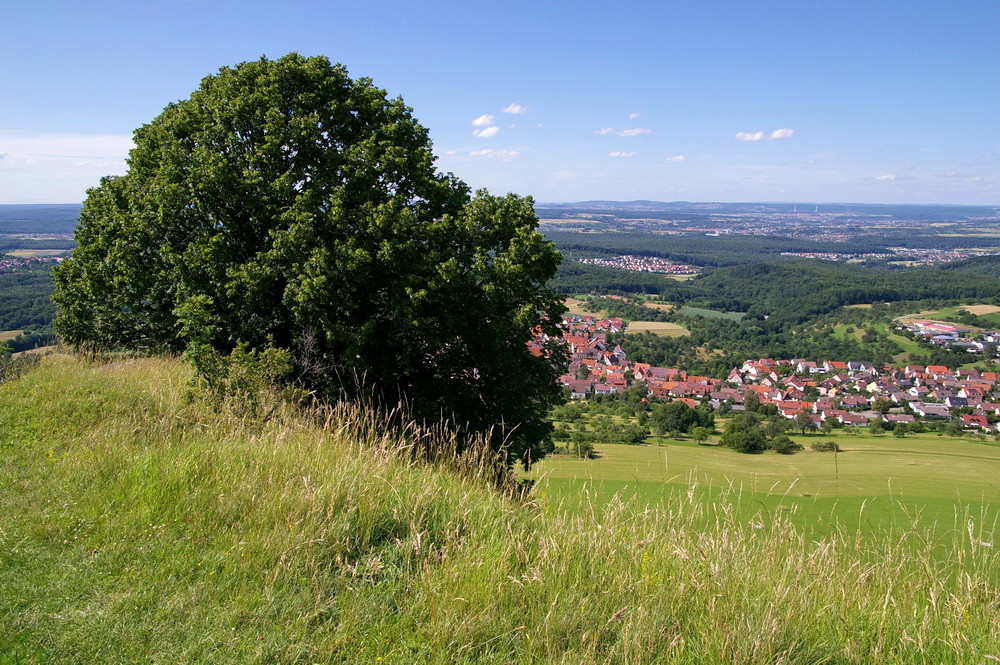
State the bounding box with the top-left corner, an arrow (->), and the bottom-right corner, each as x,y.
0,255 -> 62,274
896,320 -> 1000,356
529,315 -> 1000,433
577,255 -> 699,275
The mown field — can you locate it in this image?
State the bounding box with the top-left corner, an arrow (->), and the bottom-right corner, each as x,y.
531,433 -> 1000,535
625,321 -> 690,337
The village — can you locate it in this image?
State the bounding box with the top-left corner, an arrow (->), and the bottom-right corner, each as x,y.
530,314 -> 1000,434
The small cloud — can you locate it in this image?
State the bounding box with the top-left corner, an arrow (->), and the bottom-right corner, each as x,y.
471,114 -> 495,127
736,128 -> 795,142
665,154 -> 687,162
503,103 -> 526,114
629,112 -> 640,120
472,126 -> 500,138
444,150 -> 458,156
469,149 -> 520,161
618,128 -> 652,137
875,174 -> 897,181
595,127 -> 614,135
609,151 -> 636,157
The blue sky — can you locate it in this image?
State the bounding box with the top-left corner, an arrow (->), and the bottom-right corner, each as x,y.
2,0 -> 998,205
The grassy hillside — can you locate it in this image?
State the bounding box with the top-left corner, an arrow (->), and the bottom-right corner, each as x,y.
2,355 -> 999,663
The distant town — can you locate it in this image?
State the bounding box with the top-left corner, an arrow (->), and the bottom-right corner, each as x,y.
530,314 -> 1000,433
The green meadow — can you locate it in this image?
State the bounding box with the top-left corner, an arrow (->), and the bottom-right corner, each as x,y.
3,356 -> 999,663
676,305 -> 745,321
531,433 -> 1000,535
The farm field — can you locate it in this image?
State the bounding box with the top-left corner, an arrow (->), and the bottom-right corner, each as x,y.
3,249 -> 68,257
625,320 -> 689,337
641,301 -> 675,312
530,434 -> 1000,536
897,304 -> 1000,328
0,329 -> 24,342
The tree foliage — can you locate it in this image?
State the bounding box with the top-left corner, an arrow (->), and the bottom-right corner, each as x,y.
53,54 -> 565,466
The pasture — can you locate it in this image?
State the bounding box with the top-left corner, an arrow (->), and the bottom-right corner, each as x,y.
531,433 -> 1000,535
0,329 -> 24,342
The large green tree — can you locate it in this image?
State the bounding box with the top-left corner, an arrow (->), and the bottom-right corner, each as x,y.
53,53 -> 565,465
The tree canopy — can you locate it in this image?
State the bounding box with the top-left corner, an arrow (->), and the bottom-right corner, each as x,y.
53,53 -> 566,465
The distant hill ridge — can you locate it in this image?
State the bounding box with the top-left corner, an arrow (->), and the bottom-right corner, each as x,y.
0,204 -> 81,234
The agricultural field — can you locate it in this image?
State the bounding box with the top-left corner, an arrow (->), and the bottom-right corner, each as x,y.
641,301 -> 675,312
625,321 -> 690,337
531,433 -> 1000,536
897,304 -> 1000,328
0,329 -> 24,342
3,249 -> 68,258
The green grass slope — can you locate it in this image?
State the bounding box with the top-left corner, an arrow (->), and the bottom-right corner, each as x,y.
2,356 -> 999,664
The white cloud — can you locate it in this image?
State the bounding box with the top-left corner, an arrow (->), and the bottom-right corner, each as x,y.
0,132 -> 134,203
875,174 -> 897,181
595,127 -> 614,135
503,103 -> 526,114
444,149 -> 458,156
469,149 -> 520,161
609,151 -> 636,157
736,128 -> 795,142
618,128 -> 652,137
472,126 -> 500,138
665,154 -> 687,162
628,112 -> 640,120
471,114 -> 495,127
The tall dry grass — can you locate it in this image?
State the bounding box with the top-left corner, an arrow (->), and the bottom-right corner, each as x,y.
1,355 -> 997,663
